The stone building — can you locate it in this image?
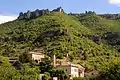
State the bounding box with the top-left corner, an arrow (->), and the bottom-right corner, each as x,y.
53,55 -> 85,79
28,51 -> 45,63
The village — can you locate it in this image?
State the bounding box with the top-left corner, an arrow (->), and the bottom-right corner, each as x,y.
9,48 -> 85,80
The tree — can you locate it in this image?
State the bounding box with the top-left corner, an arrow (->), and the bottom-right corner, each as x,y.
0,56 -> 20,80
42,72 -> 50,80
99,60 -> 120,80
49,68 -> 68,80
39,56 -> 53,73
19,53 -> 31,63
19,64 -> 40,80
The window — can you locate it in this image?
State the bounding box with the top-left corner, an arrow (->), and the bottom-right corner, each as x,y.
74,69 -> 78,72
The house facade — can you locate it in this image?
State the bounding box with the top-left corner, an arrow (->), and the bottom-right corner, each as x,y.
53,55 -> 85,79
29,52 -> 45,63
56,62 -> 85,78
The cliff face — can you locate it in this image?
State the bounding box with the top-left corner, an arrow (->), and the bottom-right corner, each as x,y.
18,7 -> 64,20
99,14 -> 120,20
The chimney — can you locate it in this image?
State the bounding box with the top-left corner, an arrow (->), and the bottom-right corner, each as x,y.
67,54 -> 68,58
66,53 -> 69,62
53,54 -> 56,67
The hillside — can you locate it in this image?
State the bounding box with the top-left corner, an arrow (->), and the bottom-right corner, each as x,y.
0,9 -> 120,74
71,12 -> 120,33
71,12 -> 120,53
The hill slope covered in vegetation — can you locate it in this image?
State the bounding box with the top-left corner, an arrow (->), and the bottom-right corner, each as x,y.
0,9 -> 120,79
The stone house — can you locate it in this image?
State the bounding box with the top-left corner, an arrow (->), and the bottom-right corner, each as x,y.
57,62 -> 85,78
53,55 -> 85,79
28,51 -> 45,63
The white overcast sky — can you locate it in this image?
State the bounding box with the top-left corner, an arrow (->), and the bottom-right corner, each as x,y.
0,15 -> 17,24
108,0 -> 120,5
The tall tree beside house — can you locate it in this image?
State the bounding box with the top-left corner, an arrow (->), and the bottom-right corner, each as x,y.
39,57 -> 53,73
49,68 -> 68,80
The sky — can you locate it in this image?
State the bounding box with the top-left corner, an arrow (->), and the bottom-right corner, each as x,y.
0,0 -> 120,24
